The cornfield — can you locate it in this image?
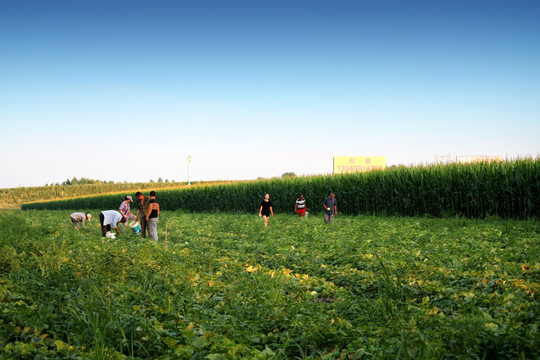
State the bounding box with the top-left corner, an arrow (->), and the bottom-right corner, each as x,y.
0,180 -> 240,209
22,158 -> 540,219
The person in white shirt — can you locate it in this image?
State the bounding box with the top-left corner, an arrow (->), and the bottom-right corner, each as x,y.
99,210 -> 126,237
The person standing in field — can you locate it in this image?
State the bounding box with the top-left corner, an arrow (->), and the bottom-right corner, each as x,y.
70,212 -> 91,230
99,210 -> 126,237
146,191 -> 160,241
119,195 -> 136,232
322,192 -> 337,224
135,191 -> 151,238
259,193 -> 274,226
295,194 -> 307,217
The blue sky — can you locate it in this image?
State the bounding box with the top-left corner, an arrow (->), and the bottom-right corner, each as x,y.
1,0 -> 539,188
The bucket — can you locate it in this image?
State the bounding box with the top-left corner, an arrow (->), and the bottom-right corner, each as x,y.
129,220 -> 141,235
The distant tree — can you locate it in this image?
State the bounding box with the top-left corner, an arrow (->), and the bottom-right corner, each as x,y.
165,179 -> 169,183
71,177 -> 78,185
158,177 -> 163,183
281,172 -> 297,178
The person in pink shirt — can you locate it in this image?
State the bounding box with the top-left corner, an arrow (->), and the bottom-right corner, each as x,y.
119,196 -> 136,232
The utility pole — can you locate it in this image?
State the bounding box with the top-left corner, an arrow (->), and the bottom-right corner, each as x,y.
187,155 -> 191,185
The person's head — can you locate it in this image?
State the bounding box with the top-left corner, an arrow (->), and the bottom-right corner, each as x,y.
264,193 -> 270,200
299,194 -> 304,200
149,191 -> 156,198
125,195 -> 133,203
330,192 -> 335,199
120,216 -> 127,224
85,213 -> 91,221
135,192 -> 144,200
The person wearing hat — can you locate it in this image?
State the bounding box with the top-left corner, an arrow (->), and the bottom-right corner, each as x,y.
70,212 -> 91,230
119,195 -> 136,232
99,210 -> 127,237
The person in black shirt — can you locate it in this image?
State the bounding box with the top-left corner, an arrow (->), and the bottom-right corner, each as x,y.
258,193 -> 274,227
146,191 -> 160,241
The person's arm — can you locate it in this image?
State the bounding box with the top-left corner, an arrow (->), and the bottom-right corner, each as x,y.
323,202 -> 329,211
126,203 -> 134,217
259,205 -> 262,216
270,206 -> 274,216
334,205 -> 337,215
81,216 -> 86,229
114,218 -> 122,234
119,202 -> 126,217
295,202 -> 298,212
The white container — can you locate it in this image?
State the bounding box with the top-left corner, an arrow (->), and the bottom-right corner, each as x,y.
105,232 -> 116,239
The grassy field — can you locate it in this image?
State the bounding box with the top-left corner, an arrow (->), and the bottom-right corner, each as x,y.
1,210 -> 539,359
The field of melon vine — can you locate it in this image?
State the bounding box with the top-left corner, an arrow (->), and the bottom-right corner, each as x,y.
0,210 -> 538,359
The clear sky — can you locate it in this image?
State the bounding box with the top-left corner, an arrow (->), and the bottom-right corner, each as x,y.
1,0 -> 539,188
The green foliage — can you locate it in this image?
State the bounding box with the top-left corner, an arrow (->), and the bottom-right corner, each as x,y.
22,159 -> 540,219
0,210 -> 538,359
61,177 -> 105,186
2,180 -> 236,210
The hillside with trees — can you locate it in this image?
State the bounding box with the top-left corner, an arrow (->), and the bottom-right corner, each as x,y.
0,177 -> 185,209
2,174 -> 298,210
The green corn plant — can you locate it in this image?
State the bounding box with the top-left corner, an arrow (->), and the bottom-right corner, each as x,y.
22,158 -> 540,219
